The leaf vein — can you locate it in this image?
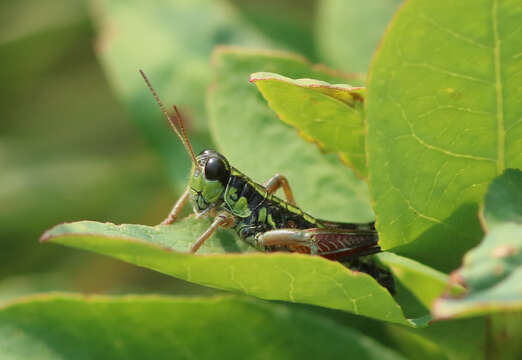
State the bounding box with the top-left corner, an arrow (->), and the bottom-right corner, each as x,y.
391,186 -> 442,225
404,62 -> 491,84
278,267 -> 296,303
506,118 -> 522,133
417,105 -> 493,119
321,273 -> 356,313
390,96 -> 496,162
416,13 -> 491,49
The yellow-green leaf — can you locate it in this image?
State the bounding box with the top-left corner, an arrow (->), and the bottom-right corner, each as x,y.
250,72 -> 368,177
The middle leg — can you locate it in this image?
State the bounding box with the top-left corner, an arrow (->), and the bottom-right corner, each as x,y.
263,174 -> 296,205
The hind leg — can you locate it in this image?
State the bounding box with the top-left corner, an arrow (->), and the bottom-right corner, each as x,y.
255,228 -> 379,260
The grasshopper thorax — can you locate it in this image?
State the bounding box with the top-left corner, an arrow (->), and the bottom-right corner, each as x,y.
190,149 -> 231,215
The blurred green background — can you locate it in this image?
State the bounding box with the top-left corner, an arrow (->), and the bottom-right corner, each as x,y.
0,0 -> 329,301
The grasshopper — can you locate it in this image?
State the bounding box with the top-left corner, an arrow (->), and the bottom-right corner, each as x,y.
140,70 -> 383,262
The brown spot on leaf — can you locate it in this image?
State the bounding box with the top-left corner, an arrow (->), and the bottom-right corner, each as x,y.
450,269 -> 466,287
493,244 -> 518,258
493,264 -> 505,276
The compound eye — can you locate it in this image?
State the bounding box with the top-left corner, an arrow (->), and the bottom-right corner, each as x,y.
204,157 -> 229,183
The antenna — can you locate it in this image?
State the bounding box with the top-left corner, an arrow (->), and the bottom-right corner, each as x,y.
139,69 -> 198,166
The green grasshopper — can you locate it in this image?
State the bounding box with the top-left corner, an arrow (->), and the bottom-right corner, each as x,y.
140,70 -> 382,262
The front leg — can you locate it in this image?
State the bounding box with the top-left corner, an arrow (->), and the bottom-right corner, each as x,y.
160,186 -> 190,225
190,211 -> 235,253
263,174 -> 296,205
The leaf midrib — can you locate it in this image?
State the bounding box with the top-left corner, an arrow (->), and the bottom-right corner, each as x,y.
492,0 -> 505,174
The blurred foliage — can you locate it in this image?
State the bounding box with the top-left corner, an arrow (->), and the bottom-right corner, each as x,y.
316,0 -> 402,74
91,0 -> 274,188
229,0 -> 318,60
0,295 -> 406,360
0,0 -> 213,295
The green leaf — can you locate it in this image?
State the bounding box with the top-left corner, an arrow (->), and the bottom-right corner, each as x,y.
250,72 -> 368,177
0,294 -> 406,360
482,168 -> 522,230
92,0 -> 273,187
228,0 -> 318,60
41,219 -> 446,327
316,0 -> 403,73
385,317 -> 488,360
208,47 -> 373,223
433,170 -> 522,319
366,0 -> 522,271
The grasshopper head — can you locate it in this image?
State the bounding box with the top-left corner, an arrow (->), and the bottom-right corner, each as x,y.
189,149 -> 230,215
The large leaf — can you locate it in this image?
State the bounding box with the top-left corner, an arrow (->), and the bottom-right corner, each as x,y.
434,169 -> 522,319
41,219 -> 450,327
0,294 -> 405,360
316,0 -> 403,73
92,0 -> 273,187
208,47 -> 373,223
366,0 -> 522,271
250,72 -> 368,177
